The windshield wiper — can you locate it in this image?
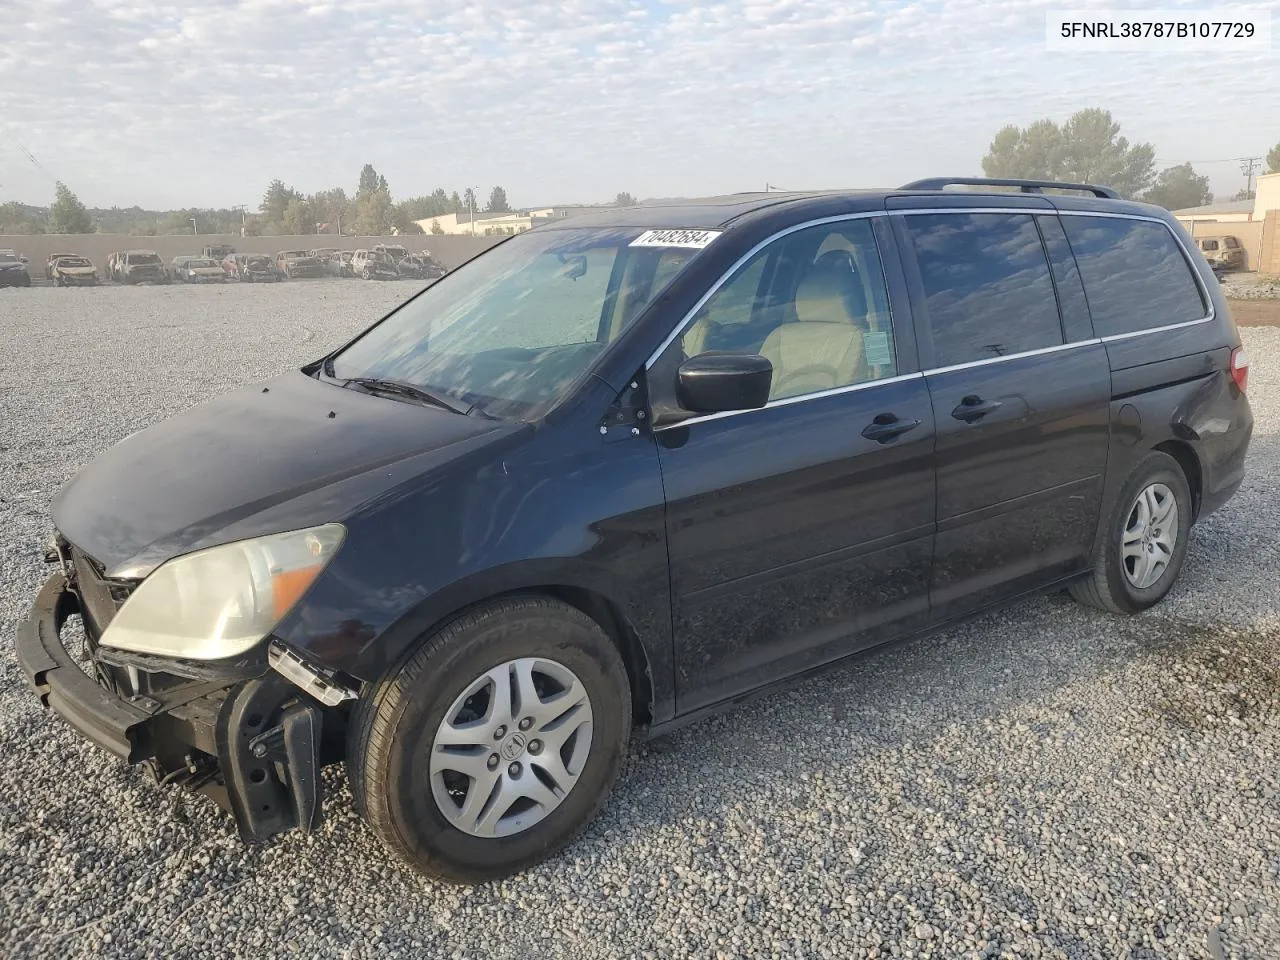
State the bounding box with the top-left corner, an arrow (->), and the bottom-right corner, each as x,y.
346,376 -> 467,415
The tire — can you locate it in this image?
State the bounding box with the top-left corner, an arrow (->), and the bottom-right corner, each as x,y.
1069,451 -> 1193,614
347,596 -> 631,883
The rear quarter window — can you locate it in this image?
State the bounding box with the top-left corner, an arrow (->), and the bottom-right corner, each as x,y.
1061,216 -> 1206,337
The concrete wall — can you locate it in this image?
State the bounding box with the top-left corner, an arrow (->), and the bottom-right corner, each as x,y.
1255,172 -> 1280,221
0,234 -> 504,273
1186,220 -> 1265,272
1260,211 -> 1280,276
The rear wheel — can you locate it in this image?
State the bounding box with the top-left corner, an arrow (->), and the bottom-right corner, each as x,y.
1069,451 -> 1192,614
347,596 -> 631,883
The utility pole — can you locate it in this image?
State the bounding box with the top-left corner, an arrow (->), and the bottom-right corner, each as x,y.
1240,157 -> 1262,198
467,188 -> 477,235
189,217 -> 197,236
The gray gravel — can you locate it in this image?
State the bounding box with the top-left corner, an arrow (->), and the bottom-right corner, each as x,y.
2,282 -> 1279,960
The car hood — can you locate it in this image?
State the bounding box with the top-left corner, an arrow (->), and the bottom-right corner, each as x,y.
57,265 -> 96,274
53,371 -> 511,578
191,267 -> 223,276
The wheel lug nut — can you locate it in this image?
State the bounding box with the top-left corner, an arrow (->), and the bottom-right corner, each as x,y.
528,740 -> 542,755
487,754 -> 499,769
508,762 -> 521,777
518,717 -> 533,731
493,725 -> 506,740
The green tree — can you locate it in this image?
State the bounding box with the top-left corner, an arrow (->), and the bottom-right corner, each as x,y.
981,108 -> 1156,198
486,186 -> 510,213
430,219 -> 444,235
0,201 -> 48,234
451,190 -> 463,214
1142,164 -> 1212,210
309,188 -> 350,233
357,164 -> 381,197
260,179 -> 301,229
1232,188 -> 1257,201
48,181 -> 93,233
1267,142 -> 1280,175
614,191 -> 636,207
282,197 -> 315,235
355,187 -> 394,235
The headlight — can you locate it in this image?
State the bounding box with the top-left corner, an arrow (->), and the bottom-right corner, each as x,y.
100,524 -> 345,660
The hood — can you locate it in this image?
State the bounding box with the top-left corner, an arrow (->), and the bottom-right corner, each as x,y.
192,266 -> 224,276
53,371 -> 511,577
57,265 -> 97,275
127,262 -> 163,271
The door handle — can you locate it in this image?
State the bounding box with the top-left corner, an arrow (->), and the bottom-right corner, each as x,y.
861,414 -> 922,444
951,395 -> 1003,422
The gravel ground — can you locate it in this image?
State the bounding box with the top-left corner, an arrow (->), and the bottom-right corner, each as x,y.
1220,273 -> 1280,301
2,283 -> 1279,960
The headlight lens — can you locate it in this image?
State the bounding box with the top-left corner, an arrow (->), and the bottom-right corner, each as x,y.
100,524 -> 345,660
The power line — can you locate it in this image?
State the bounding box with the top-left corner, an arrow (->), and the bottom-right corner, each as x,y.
0,127 -> 59,184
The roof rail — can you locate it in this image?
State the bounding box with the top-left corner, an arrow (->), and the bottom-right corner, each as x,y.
900,177 -> 1120,200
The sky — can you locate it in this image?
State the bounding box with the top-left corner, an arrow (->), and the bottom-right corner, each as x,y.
0,0 -> 1276,210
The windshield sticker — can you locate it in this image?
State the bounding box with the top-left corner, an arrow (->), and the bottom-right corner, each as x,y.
630,229 -> 722,249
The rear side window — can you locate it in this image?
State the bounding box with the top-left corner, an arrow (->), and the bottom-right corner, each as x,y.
1201,239 -> 1219,251
1061,216 -> 1206,337
903,213 -> 1062,367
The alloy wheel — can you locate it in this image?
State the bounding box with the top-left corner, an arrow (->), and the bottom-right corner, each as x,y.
429,657 -> 594,838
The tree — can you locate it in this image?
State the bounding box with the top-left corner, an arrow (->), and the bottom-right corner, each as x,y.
355,187 -> 393,235
260,179 -> 301,228
1232,188 -> 1256,202
430,219 -> 444,235
357,164 -> 381,198
614,192 -> 636,207
486,186 -> 510,213
282,197 -> 316,235
462,188 -> 477,214
309,187 -> 350,233
451,191 -> 463,214
1142,164 -> 1212,211
981,108 -> 1156,198
48,182 -> 93,233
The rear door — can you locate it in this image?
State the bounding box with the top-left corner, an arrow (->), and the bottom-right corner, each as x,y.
894,209 -> 1110,616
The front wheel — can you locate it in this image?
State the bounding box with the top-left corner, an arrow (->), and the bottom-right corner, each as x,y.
1069,451 -> 1193,614
347,596 -> 631,883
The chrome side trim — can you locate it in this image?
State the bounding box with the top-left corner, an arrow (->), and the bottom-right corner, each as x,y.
643,211 -> 883,369
924,338 -> 1101,376
653,372 -> 924,431
1099,316 -> 1213,343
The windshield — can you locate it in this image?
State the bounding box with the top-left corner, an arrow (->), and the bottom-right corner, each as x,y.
130,253 -> 161,264
59,257 -> 90,267
330,227 -> 703,419
247,256 -> 271,268
189,259 -> 218,268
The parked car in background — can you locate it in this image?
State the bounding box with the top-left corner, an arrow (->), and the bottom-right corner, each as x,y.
0,249 -> 31,287
202,244 -> 236,262
169,256 -> 197,279
1197,235 -> 1245,272
108,250 -> 168,284
373,243 -> 410,263
309,247 -> 340,261
275,250 -> 324,279
174,257 -> 227,283
326,250 -> 355,278
44,254 -> 78,280
47,255 -> 99,287
226,254 -> 280,282
351,248 -> 399,280
405,251 -> 447,279
395,256 -> 426,280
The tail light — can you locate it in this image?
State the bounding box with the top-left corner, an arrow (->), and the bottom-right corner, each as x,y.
1230,346 -> 1249,393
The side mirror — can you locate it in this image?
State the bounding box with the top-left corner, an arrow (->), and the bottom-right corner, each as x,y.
677,352 -> 773,413
19,257 -> 28,264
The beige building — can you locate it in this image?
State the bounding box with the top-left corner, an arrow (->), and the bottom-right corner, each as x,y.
415,205 -> 614,237
1174,174 -> 1280,273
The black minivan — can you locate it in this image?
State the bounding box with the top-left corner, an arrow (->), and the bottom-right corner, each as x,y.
19,178 -> 1252,882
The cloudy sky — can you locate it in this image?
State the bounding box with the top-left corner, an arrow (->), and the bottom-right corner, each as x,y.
1,0 -> 1275,210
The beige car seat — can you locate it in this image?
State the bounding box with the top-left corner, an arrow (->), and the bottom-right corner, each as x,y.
759,255 -> 869,400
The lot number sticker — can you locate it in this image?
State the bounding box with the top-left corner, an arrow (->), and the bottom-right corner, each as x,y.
630,229 -> 722,249
863,332 -> 893,367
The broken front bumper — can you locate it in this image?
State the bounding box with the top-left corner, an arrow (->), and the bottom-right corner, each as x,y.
17,572 -> 328,840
